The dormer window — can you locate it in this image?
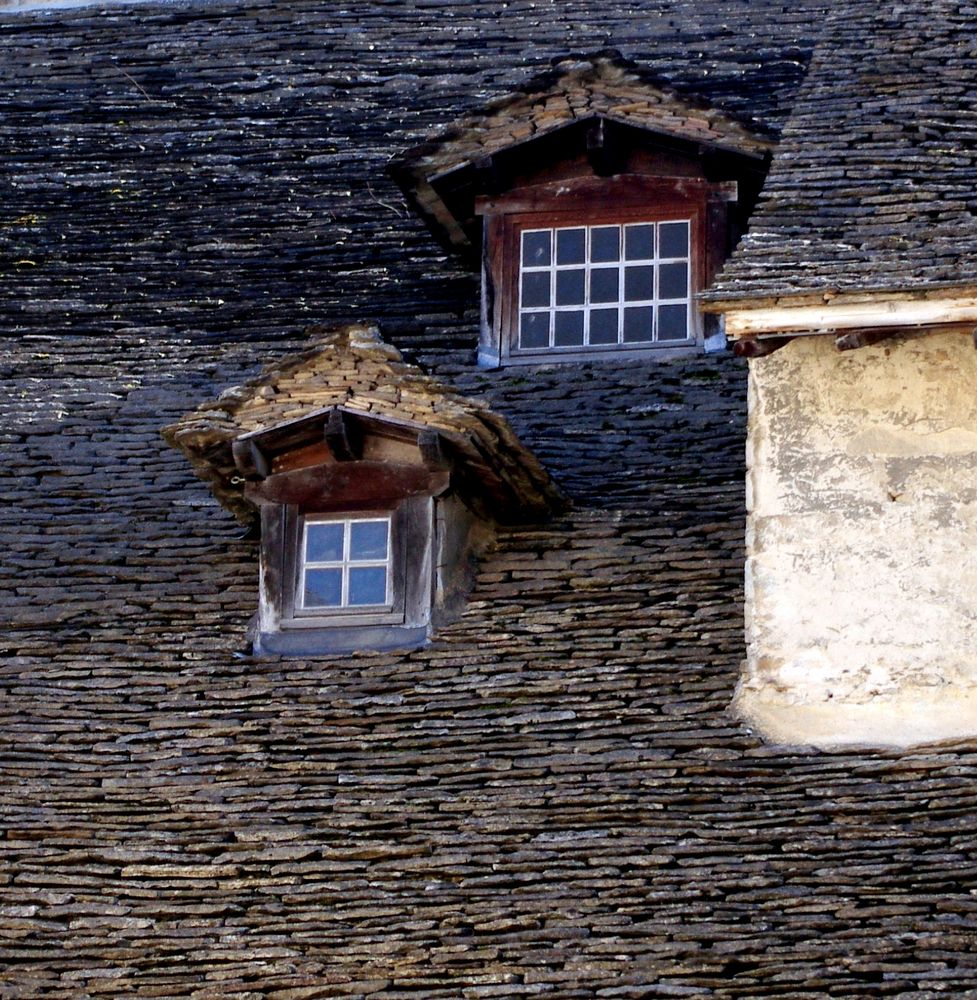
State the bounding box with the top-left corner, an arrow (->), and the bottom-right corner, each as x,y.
162,324 -> 563,658
516,218 -> 693,354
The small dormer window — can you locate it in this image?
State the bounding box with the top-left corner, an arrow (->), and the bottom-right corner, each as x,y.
162,324 -> 563,658
516,218 -> 692,354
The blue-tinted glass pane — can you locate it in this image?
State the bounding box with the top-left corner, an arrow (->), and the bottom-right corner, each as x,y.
556,269 -> 585,306
522,230 -> 551,266
589,308 -> 619,345
521,271 -> 550,308
306,522 -> 344,563
624,224 -> 654,260
659,262 -> 688,299
658,304 -> 689,341
590,267 -> 619,304
659,221 -> 689,258
624,266 -> 654,301
348,566 -> 388,606
304,568 -> 342,607
350,520 -> 388,561
623,306 -> 654,343
556,228 -> 586,264
519,312 -> 549,349
554,311 -> 584,347
591,226 -> 620,262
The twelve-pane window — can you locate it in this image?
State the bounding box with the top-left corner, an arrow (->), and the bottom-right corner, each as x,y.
518,220 -> 691,351
301,516 -> 391,610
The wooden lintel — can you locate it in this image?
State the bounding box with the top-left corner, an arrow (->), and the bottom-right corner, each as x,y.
835,328 -> 899,352
324,408 -> 360,462
418,429 -> 450,471
732,336 -> 794,359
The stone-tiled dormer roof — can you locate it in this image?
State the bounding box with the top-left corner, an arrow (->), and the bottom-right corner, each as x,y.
162,323 -> 563,525
391,50 -> 776,253
706,0 -> 977,306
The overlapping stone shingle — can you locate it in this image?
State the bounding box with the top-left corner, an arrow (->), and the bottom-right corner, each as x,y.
6,3 -> 977,999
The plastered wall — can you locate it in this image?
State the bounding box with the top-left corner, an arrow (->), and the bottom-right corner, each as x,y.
738,330 -> 977,748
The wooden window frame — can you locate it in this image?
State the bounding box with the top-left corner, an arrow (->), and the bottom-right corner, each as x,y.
294,512 -> 397,620
281,505 -> 409,630
499,204 -> 703,364
515,218 -> 694,353
478,175 -> 714,368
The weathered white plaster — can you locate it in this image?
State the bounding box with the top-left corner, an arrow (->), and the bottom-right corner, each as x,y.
738,331 -> 977,749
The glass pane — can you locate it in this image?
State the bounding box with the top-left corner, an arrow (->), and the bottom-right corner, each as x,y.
304,568 -> 342,607
623,306 -> 654,343
659,221 -> 689,259
306,522 -> 344,563
590,267 -> 619,304
554,311 -> 584,347
658,304 -> 689,341
589,308 -> 619,345
624,224 -> 654,261
555,269 -> 585,306
522,230 -> 551,267
591,226 -> 620,263
556,228 -> 585,265
348,566 -> 388,606
349,520 -> 388,561
519,311 -> 549,349
659,262 -> 688,300
521,271 -> 550,308
624,266 -> 654,302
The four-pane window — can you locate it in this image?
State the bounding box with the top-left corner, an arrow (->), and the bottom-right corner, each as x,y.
300,516 -> 391,611
518,220 -> 691,352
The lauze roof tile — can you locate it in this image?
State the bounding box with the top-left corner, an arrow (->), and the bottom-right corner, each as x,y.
4,2 -> 977,998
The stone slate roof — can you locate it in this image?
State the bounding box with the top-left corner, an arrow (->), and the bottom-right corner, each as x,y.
163,322 -> 561,524
7,3 -> 977,998
708,0 -> 977,304
0,0 -> 827,352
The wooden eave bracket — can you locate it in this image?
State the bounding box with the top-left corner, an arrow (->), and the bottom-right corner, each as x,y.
324,408 -> 361,462
732,336 -> 794,358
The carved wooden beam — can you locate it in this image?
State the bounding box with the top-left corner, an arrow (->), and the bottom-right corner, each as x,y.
324,408 -> 360,462
732,336 -> 794,358
231,438 -> 271,478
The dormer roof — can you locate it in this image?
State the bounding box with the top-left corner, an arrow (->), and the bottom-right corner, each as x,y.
390,50 -> 775,254
162,323 -> 563,525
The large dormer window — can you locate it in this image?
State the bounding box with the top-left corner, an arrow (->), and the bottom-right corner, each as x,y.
390,52 -> 775,368
517,218 -> 693,354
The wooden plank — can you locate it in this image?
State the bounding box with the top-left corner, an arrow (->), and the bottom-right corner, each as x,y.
723,296 -> 977,337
